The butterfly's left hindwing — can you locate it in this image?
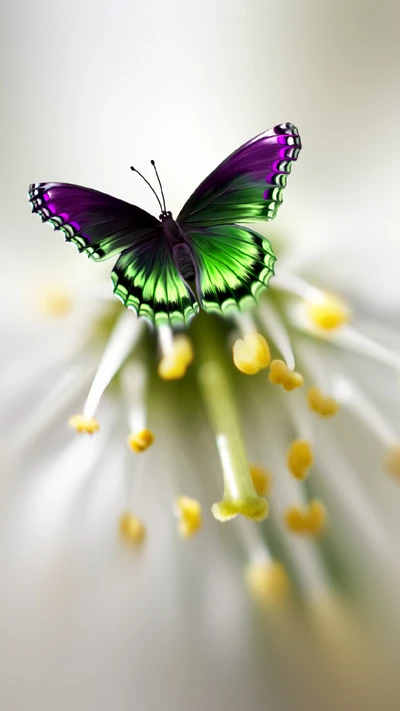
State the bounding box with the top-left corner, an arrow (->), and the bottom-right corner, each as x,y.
186,224 -> 276,315
176,123 -> 301,316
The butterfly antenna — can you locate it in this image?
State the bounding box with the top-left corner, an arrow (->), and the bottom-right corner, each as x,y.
150,160 -> 167,213
130,166 -> 163,213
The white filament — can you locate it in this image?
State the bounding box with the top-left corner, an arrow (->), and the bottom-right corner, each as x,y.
258,298 -> 296,370
272,270 -> 323,303
122,361 -> 148,434
330,325 -> 400,370
158,324 -> 174,358
332,373 -> 398,447
232,311 -> 258,337
83,311 -> 142,418
236,518 -> 272,564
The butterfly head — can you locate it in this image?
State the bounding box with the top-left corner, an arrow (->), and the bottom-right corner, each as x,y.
159,210 -> 173,221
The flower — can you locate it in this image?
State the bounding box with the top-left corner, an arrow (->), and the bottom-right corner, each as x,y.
3,241 -> 400,707
3,0 -> 400,705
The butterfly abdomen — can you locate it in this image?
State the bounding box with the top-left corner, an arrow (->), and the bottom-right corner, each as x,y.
173,242 -> 196,281
162,216 -> 196,281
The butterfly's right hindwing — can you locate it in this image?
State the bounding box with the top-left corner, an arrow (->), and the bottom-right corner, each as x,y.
111,237 -> 199,327
29,182 -> 198,325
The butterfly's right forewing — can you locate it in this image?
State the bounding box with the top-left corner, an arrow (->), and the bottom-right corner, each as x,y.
29,182 -> 198,325
29,182 -> 160,261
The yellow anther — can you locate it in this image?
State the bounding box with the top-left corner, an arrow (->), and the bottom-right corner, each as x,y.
157,357 -> 186,380
119,511 -> 146,545
157,335 -> 194,381
307,386 -> 339,417
307,499 -> 327,535
285,499 -> 327,535
127,428 -> 154,453
306,292 -> 350,331
173,335 -> 194,367
212,496 -> 269,522
233,333 -> 271,375
175,496 -> 202,538
245,561 -> 291,606
268,359 -> 304,391
250,463 -> 273,496
37,286 -> 73,318
383,444 -> 400,479
68,414 -> 99,434
286,439 -> 313,480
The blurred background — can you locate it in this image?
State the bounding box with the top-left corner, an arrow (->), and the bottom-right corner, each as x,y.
1,0 -> 400,709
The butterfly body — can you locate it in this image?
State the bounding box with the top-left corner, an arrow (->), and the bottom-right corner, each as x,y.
29,123 -> 302,327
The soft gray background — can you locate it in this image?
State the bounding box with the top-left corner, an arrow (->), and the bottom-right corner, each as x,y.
1,2 -> 400,710
1,0 -> 400,299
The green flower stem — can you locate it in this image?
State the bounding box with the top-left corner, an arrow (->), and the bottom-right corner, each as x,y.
194,317 -> 268,522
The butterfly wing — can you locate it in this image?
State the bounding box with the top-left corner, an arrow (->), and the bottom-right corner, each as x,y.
177,123 -> 301,227
29,182 -> 160,261
185,224 -> 276,315
111,238 -> 198,327
29,182 -> 198,325
177,123 -> 301,313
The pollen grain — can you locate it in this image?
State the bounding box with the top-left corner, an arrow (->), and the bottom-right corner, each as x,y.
69,414 -> 99,434
128,428 -> 155,453
175,496 -> 202,538
269,359 -> 304,391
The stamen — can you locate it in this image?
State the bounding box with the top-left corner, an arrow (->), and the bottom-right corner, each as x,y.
269,359 -> 304,391
250,463 -> 272,496
306,292 -> 350,331
36,285 -> 74,318
259,429 -> 331,597
334,374 -> 400,479
80,311 -> 142,423
287,439 -> 314,480
233,311 -> 258,336
119,511 -> 146,545
245,560 -> 291,606
307,386 -> 339,417
294,311 -> 400,371
197,354 -> 268,522
69,414 -> 99,434
313,426 -> 398,565
158,326 -> 194,380
384,445 -> 400,479
174,496 -> 202,538
11,362 -> 94,451
128,429 -> 154,452
285,499 -> 327,535
257,298 -> 295,370
332,373 -> 398,447
232,333 -> 270,375
122,362 -> 154,452
272,270 -> 322,302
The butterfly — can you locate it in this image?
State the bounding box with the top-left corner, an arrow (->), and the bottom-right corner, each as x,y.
29,123 -> 301,328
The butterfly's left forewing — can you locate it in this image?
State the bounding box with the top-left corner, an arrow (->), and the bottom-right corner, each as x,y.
177,123 -> 301,314
177,123 -> 301,227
